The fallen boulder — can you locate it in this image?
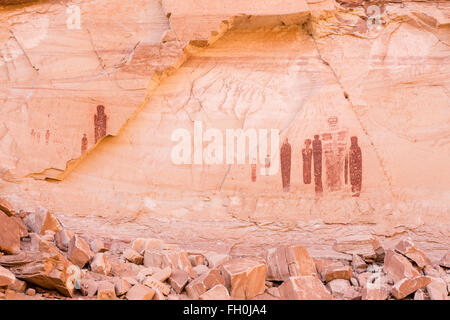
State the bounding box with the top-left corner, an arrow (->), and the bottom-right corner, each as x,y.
186,268 -> 225,300
394,239 -> 431,269
0,250 -> 74,297
220,258 -> 267,300
392,276 -> 432,299
67,235 -> 94,268
22,208 -> 62,235
278,276 -> 332,300
144,248 -> 196,278
266,245 -> 317,281
199,284 -> 230,300
383,250 -> 420,283
0,211 -> 21,255
126,283 -> 155,300
0,265 -> 16,286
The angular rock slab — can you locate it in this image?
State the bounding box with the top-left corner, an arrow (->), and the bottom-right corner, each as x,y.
0,198 -> 14,216
383,250 -> 420,283
126,284 -> 155,300
278,276 -> 332,300
394,239 -> 431,269
392,276 -> 432,300
333,235 -> 383,261
199,284 -> 230,300
220,258 -> 267,300
144,249 -> 196,278
0,265 -> 16,286
439,251 -> 450,269
266,245 -> 317,281
67,235 -> 94,268
185,269 -> 225,300
0,251 -> 74,297
0,212 -> 21,255
23,208 -> 62,235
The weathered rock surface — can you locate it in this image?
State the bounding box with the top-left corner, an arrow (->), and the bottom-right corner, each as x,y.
0,265 -> 16,286
278,276 -> 332,300
0,212 -> 21,255
199,284 -> 230,300
97,281 -> 117,300
392,276 -> 432,300
394,239 -> 431,269
144,249 -> 196,278
67,235 -> 94,268
383,250 -> 420,283
90,253 -> 111,275
266,245 -> 317,281
169,269 -> 189,294
126,284 -> 155,300
220,258 -> 267,300
426,277 -> 448,300
22,209 -> 62,235
0,198 -> 14,216
186,269 -> 225,300
0,251 -> 74,297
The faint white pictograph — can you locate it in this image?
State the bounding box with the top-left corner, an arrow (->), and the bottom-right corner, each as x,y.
67,5 -> 82,30
366,5 -> 383,31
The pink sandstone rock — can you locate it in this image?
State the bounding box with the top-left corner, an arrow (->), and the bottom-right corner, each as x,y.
326,279 -> 361,300
426,277 -> 448,300
54,229 -> 74,252
68,235 -> 95,268
0,212 -> 21,255
122,248 -> 144,265
126,284 -> 155,300
440,251 -> 450,269
383,250 -> 420,284
220,258 -> 267,300
278,276 -> 332,300
97,281 -> 117,300
266,245 -> 317,281
90,253 -> 112,275
0,198 -> 14,216
392,276 -> 432,300
186,269 -> 225,300
0,265 -> 16,287
144,249 -> 196,278
199,284 -> 230,300
169,269 -> 190,294
394,239 -> 432,269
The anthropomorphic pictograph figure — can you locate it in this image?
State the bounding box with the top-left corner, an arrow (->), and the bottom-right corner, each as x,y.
94,105 -> 107,143
347,136 -> 362,197
302,139 -> 312,184
321,116 -> 348,192
312,135 -> 323,194
280,137 -> 292,192
81,134 -> 88,154
251,163 -> 257,182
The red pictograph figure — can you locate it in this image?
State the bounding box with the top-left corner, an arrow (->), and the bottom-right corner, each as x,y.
81,134 -> 88,154
312,135 -> 323,194
302,139 -> 312,184
94,105 -> 107,144
321,116 -> 348,192
45,130 -> 50,145
251,163 -> 257,182
280,137 -> 292,192
347,136 -> 362,197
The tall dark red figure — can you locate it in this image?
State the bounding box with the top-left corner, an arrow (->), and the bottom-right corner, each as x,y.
280,137 -> 292,192
312,135 -> 323,194
348,136 -> 362,197
94,105 -> 107,144
302,139 -> 312,184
